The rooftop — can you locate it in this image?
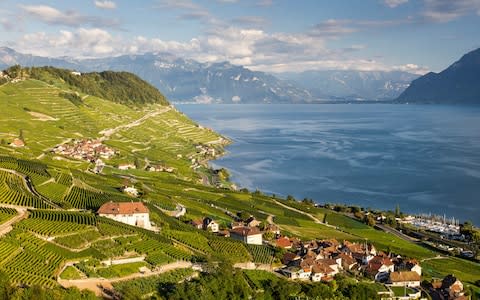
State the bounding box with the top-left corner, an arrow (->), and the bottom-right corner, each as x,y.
98,201 -> 149,215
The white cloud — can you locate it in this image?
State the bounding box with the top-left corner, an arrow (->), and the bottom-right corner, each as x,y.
16,28 -> 116,57
94,1 -> 117,9
422,0 -> 480,22
384,0 -> 409,8
392,63 -> 430,74
19,4 -> 120,28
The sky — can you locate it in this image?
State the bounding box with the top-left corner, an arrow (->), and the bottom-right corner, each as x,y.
0,0 -> 479,74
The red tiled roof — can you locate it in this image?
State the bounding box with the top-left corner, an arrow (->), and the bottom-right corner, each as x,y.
338,253 -> 356,266
98,201 -> 149,215
282,252 -> 298,265
276,237 -> 292,248
389,271 -> 421,283
230,226 -> 261,236
12,138 -> 24,146
318,258 -> 337,266
312,262 -> 335,274
191,220 -> 203,226
366,256 -> 393,273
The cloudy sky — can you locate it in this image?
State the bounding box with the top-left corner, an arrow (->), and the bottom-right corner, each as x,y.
1,0 -> 479,74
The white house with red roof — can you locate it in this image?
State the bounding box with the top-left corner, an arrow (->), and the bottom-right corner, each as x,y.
98,201 -> 151,229
230,226 -> 262,245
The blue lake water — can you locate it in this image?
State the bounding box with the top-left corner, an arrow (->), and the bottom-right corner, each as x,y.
177,104 -> 480,224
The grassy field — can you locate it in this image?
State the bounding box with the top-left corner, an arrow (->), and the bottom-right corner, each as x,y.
59,266 -> 83,280
96,262 -> 149,279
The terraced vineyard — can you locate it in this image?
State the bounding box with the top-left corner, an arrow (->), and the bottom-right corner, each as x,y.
0,170 -> 49,208
16,219 -> 92,236
29,209 -> 97,225
63,186 -> 109,210
247,245 -> 275,265
0,207 -> 17,224
208,237 -> 251,263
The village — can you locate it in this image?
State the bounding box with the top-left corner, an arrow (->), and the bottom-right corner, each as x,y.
98,199 -> 468,300
52,139 -> 116,162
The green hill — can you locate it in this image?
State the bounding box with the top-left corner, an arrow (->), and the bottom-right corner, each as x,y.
4,65 -> 169,106
0,68 -> 477,299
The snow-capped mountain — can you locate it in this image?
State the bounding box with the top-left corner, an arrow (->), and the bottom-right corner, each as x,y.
279,70 -> 419,101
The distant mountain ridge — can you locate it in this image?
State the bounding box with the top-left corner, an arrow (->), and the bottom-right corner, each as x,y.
1,47 -> 418,103
0,47 -> 311,104
280,70 -> 419,101
396,48 -> 480,104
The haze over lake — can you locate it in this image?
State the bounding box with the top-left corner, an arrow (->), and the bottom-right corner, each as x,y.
178,104 -> 480,223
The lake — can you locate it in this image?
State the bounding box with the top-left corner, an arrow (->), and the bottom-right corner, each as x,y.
177,104 -> 480,224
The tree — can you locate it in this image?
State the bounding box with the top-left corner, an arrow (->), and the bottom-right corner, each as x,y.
237,211 -> 251,221
286,195 -> 295,202
395,204 -> 400,217
0,271 -> 13,300
364,214 -> 376,227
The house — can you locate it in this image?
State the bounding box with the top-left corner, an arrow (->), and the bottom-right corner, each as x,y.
336,253 -> 357,271
230,221 -> 244,229
265,224 -> 280,235
122,186 -> 139,197
98,201 -> 151,229
10,138 -> 25,148
406,260 -> 422,276
316,258 -> 340,275
246,217 -> 261,228
118,163 -> 136,170
282,252 -> 300,265
311,262 -> 336,282
282,266 -> 311,280
276,236 -> 293,249
191,219 -> 203,230
230,226 -> 263,245
441,275 -> 464,299
388,271 -> 421,287
70,71 -> 81,76
203,217 -> 219,233
365,255 -> 394,281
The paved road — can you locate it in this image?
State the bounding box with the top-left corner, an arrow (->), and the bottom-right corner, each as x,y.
376,223 -> 420,243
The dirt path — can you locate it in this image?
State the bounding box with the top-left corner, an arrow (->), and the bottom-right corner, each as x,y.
272,199 -> 337,228
0,205 -> 28,237
99,106 -> 171,140
58,261 -> 193,296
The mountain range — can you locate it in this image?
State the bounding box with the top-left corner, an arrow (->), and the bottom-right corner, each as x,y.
0,47 -> 417,103
396,48 -> 480,104
279,70 -> 418,101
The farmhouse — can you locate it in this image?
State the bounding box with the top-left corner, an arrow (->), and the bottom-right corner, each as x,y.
230,226 -> 263,245
388,271 -> 421,287
203,217 -> 219,233
118,163 -> 136,170
10,138 -> 25,148
98,201 -> 151,229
